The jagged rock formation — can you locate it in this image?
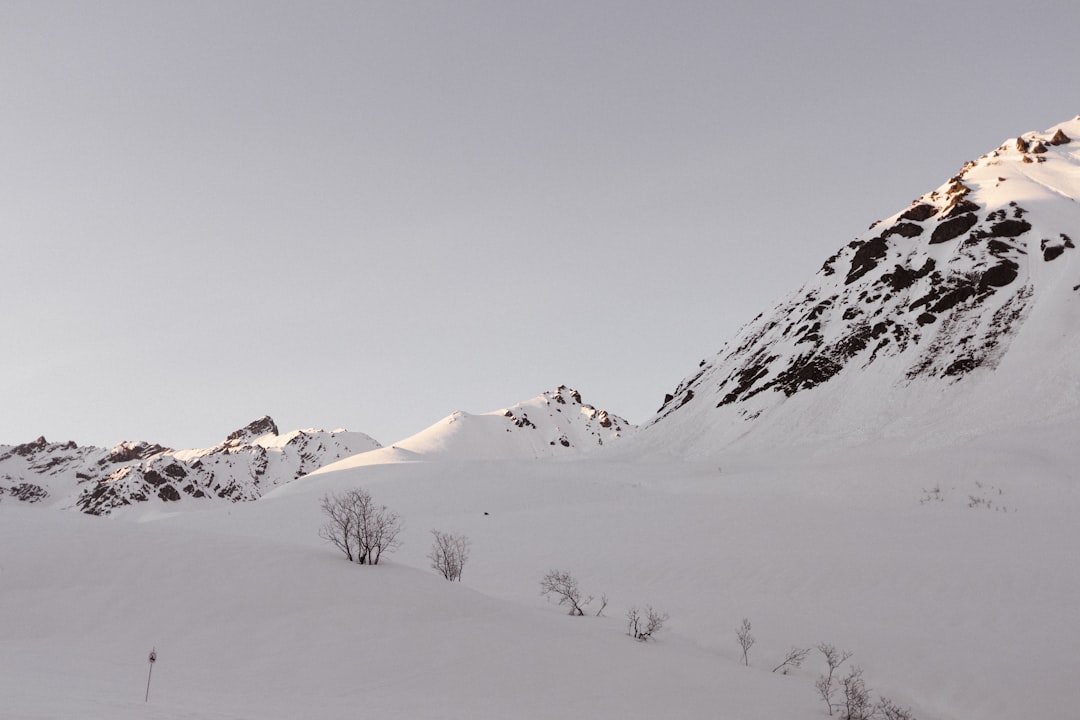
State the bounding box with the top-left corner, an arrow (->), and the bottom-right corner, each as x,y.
0,417 -> 381,515
644,116 -> 1080,455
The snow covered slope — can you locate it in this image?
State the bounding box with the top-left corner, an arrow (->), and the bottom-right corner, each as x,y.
4,418 -> 1077,720
315,385 -> 633,470
0,416 -> 380,515
643,116 -> 1080,456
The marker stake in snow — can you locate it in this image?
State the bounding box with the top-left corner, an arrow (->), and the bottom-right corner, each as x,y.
145,648 -> 156,702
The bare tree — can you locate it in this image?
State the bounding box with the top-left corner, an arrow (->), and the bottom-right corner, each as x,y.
839,666 -> 872,720
772,646 -> 811,674
318,488 -> 402,565
814,643 -> 854,716
428,529 -> 470,581
539,569 -> 592,616
319,491 -> 357,562
736,618 -> 755,666
627,605 -> 668,641
595,593 -> 608,617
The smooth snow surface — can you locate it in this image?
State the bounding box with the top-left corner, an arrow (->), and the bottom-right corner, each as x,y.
3,417 -> 1078,719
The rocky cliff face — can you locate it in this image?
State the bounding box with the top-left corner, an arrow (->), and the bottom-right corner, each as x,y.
644,117 -> 1080,455
0,417 -> 381,515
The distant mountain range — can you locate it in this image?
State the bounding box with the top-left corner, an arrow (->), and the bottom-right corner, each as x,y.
0,386 -> 634,513
643,116 -> 1080,456
0,417 -> 380,515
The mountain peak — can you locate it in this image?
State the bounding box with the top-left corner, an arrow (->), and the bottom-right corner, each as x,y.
225,416 -> 279,446
644,116 -> 1080,455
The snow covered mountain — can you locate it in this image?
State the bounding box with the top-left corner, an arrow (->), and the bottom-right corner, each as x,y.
644,116 -> 1080,456
314,385 -> 633,471
0,416 -> 381,515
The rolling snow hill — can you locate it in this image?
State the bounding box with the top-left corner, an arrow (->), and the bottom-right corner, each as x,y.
643,116 -> 1080,456
313,385 -> 634,471
0,416 -> 381,515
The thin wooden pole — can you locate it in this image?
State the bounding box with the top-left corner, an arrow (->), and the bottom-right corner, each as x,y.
145,648 -> 156,702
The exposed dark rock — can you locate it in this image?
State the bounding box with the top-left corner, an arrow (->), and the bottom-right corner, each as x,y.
157,484 -> 181,502
3,483 -> 48,503
930,213 -> 978,244
882,258 -> 936,292
1042,234 -> 1075,261
770,354 -> 844,396
980,261 -> 1019,289
943,198 -> 980,219
882,222 -> 924,239
944,358 -> 978,376
1015,137 -> 1029,152
163,463 -> 187,479
845,236 -> 888,284
109,442 -> 170,463
1049,128 -> 1071,145
1031,141 -> 1047,154
987,219 -> 1031,238
2,436 -> 50,460
226,416 -> 279,445
930,285 -> 977,314
900,203 -> 937,222
917,313 -> 937,326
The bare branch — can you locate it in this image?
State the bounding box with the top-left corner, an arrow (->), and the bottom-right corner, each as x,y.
771,646 -> 810,674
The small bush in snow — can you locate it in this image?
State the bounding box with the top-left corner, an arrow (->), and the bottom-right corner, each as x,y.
539,569 -> 592,616
626,605 -> 668,641
318,488 -> 402,565
428,529 -> 470,581
736,618 -> 755,666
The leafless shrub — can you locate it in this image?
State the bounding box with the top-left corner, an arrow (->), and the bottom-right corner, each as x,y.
736,618 -> 755,666
814,643 -> 854,716
539,569 -> 592,616
595,593 -> 608,617
428,529 -> 470,581
772,646 -> 810,674
627,605 -> 668,641
839,666 -> 872,720
319,488 -> 402,565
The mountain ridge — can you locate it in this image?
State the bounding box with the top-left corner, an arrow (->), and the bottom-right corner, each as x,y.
641,115 -> 1080,456
0,417 -> 381,515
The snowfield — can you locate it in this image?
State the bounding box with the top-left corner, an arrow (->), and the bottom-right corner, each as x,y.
3,416 -> 1077,719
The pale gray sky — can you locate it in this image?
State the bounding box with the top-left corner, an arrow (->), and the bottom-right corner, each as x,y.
3,0 -> 1078,449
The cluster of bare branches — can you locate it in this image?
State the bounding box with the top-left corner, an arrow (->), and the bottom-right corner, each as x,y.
539,569 -> 593,615
626,606 -> 668,641
318,488 -> 402,565
811,643 -> 916,720
428,529 -> 470,581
